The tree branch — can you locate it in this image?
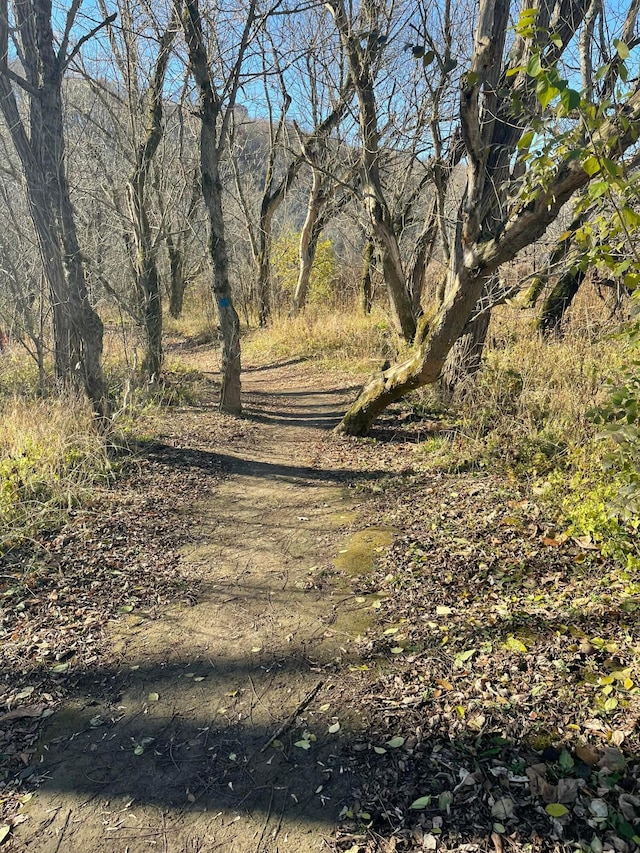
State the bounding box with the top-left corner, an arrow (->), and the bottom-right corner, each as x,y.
62,12 -> 117,72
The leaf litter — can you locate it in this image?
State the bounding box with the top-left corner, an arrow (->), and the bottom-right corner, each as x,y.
320,418 -> 640,853
0,406 -> 251,828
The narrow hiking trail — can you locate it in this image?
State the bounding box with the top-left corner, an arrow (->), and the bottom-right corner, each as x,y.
11,359 -> 388,852
7,351 -> 640,853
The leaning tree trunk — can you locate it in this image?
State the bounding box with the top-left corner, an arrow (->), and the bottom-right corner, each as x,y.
439,310 -> 491,399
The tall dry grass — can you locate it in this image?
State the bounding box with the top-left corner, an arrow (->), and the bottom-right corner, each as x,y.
242,305 -> 397,371
0,394 -> 114,552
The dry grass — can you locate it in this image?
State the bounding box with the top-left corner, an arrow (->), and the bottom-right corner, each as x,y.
0,345 -> 117,552
242,305 -> 397,371
413,302 -> 627,480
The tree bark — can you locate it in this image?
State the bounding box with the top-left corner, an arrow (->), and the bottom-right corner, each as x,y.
182,0 -> 244,414
361,238 -> 374,315
0,0 -> 109,419
538,268 -> 586,336
292,166 -> 324,314
124,12 -> 177,381
327,0 -> 416,341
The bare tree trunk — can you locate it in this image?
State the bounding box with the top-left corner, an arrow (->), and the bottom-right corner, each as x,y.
124,12 -> 177,381
182,0 -> 248,415
327,0 -> 416,341
0,1 -> 110,419
439,310 -> 491,399
361,238 -> 374,315
256,204 -> 276,326
167,233 -> 187,319
538,268 -> 586,336
292,167 -> 323,314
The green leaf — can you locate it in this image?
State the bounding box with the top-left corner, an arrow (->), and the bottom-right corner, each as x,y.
294,740 -> 311,750
148,692 -> 159,702
546,803 -> 569,817
438,791 -> 453,811
386,736 -> 405,748
423,50 -> 435,67
527,53 -> 542,77
455,648 -> 476,665
623,273 -> 640,290
118,605 -> 134,613
134,744 -> 145,755
614,39 -> 630,59
409,795 -> 432,810
587,181 -> 609,201
560,88 -> 580,113
328,721 -> 341,733
617,820 -> 639,840
583,156 -> 602,176
504,635 -> 527,653
559,749 -> 574,771
374,746 -> 387,754
537,80 -> 559,109
517,130 -> 535,150
51,662 -> 69,673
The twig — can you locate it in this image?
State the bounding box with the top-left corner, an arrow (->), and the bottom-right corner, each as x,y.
260,679 -> 323,753
53,809 -> 72,853
254,785 -> 274,853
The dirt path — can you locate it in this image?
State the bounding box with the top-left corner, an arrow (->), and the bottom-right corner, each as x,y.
12,362 -> 386,852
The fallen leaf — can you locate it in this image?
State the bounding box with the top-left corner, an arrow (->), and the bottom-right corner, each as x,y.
0,705 -> 45,723
589,800 -> 608,819
504,635 -> 527,653
491,798 -> 514,820
546,803 -> 569,817
576,743 -> 600,767
557,778 -> 579,804
598,748 -> 626,772
0,826 -> 10,845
